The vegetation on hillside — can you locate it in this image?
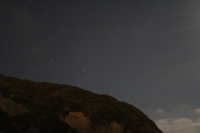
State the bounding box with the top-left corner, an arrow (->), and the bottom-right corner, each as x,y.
0,74 -> 162,133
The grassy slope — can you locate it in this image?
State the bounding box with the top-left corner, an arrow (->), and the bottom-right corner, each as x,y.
0,74 -> 162,133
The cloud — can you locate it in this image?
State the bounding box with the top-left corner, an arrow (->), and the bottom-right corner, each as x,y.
152,106 -> 200,133
156,117 -> 200,133
194,108 -> 200,114
156,109 -> 164,113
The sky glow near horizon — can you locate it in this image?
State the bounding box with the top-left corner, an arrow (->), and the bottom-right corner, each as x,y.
1,1 -> 200,132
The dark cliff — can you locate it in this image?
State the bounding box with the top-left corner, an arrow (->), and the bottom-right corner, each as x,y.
0,74 -> 163,133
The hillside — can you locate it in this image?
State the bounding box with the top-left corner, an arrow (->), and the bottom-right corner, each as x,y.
0,74 -> 163,133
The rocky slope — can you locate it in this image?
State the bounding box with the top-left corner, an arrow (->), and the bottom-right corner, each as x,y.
0,74 -> 163,133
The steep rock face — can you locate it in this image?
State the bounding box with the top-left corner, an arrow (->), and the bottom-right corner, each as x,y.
0,94 -> 29,117
61,111 -> 124,133
0,74 -> 163,133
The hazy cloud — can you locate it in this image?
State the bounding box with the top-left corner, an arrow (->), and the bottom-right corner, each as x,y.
194,108 -> 200,114
156,109 -> 164,113
154,106 -> 200,133
156,117 -> 200,133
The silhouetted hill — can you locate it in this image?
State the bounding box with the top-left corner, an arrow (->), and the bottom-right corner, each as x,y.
0,74 -> 163,133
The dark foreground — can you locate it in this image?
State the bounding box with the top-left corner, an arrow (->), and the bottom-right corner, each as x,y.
0,74 -> 163,133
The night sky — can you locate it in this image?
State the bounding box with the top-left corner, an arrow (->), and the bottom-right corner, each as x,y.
1,1 -> 200,132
